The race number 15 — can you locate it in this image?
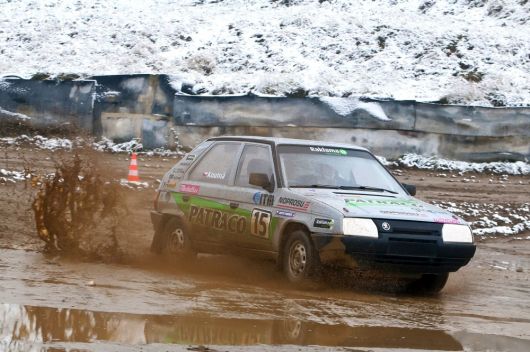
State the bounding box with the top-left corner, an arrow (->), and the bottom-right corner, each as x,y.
251,209 -> 272,238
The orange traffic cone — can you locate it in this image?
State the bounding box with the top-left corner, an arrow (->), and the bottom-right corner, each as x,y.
127,153 -> 140,182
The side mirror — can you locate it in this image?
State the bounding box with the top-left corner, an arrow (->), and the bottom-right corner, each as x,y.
402,183 -> 416,196
249,173 -> 274,193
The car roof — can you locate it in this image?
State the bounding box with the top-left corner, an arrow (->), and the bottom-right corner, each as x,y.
206,136 -> 369,152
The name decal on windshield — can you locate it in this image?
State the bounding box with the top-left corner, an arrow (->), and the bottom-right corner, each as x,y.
309,147 -> 347,155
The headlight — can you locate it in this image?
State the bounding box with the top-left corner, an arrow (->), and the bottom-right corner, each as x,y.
342,218 -> 378,238
442,224 -> 473,243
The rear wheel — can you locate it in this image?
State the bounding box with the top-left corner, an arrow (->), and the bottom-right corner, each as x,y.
161,217 -> 196,261
283,230 -> 320,283
407,273 -> 449,294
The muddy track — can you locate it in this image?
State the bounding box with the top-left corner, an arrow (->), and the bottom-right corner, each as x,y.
0,144 -> 529,351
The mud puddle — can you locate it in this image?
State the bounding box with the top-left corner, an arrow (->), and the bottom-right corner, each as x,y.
3,303 -> 529,352
1,245 -> 530,351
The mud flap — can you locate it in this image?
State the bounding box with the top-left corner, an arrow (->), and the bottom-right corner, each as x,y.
150,211 -> 167,254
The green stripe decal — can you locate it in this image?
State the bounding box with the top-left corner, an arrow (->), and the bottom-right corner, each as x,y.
172,192 -> 278,240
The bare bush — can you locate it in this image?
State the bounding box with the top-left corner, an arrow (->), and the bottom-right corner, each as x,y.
32,154 -> 125,260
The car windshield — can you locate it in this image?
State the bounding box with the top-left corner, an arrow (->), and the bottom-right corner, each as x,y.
278,145 -> 405,194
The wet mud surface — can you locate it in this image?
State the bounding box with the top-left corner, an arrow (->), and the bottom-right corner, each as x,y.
0,145 -> 529,351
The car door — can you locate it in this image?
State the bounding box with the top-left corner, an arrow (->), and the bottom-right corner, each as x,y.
223,143 -> 276,252
182,141 -> 243,248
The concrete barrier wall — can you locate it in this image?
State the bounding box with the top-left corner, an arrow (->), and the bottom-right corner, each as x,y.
174,94 -> 530,137
90,74 -> 176,148
1,75 -> 529,160
414,103 -> 530,137
173,125 -> 530,162
174,94 -> 417,130
0,78 -> 95,130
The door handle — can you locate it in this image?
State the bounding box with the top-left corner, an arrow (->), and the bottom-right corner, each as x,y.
183,195 -> 190,202
229,202 -> 239,209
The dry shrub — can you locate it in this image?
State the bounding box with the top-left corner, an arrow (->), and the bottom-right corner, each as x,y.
32,154 -> 125,260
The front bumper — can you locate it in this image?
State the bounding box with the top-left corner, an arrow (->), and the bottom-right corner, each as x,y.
312,231 -> 476,274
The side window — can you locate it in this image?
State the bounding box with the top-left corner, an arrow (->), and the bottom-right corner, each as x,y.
188,143 -> 240,184
235,144 -> 274,188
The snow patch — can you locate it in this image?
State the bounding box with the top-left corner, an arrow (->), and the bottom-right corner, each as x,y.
93,138 -> 143,154
433,201 -> 530,238
0,106 -> 32,120
376,155 -> 396,167
0,169 -> 28,183
398,154 -> 530,175
320,97 -> 390,121
0,135 -> 72,150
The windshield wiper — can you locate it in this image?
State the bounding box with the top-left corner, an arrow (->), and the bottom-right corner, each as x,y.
338,185 -> 398,194
289,184 -> 398,194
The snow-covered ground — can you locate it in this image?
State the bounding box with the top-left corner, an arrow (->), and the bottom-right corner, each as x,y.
0,135 -> 183,156
434,201 -> 530,238
1,0 -> 529,106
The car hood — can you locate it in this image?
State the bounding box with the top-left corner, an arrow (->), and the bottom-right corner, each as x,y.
290,188 -> 465,224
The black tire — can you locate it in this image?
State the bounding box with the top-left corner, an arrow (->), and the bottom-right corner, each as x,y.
282,230 -> 320,283
160,217 -> 196,261
407,273 -> 449,294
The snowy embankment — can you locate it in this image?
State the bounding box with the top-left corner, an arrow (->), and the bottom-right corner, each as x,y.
1,0 -> 529,107
378,154 -> 530,176
1,135 -> 529,238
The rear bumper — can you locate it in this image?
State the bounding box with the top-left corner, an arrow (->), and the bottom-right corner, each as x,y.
312,233 -> 476,274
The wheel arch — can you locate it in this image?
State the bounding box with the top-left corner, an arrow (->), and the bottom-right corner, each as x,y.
158,212 -> 187,229
276,221 -> 312,266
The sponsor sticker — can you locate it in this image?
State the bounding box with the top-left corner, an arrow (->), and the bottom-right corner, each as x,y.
276,210 -> 294,218
380,210 -> 427,217
346,198 -> 419,207
252,192 -> 274,206
203,171 -> 225,179
179,183 -> 200,194
186,154 -> 196,161
309,146 -> 348,155
188,205 -> 247,234
313,218 -> 334,229
434,217 -> 461,224
277,197 -> 310,211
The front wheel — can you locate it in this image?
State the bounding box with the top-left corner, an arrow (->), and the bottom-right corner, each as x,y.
407,273 -> 449,294
282,230 -> 320,283
161,217 -> 196,261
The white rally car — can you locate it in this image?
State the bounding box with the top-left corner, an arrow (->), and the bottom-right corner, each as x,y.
151,136 -> 476,293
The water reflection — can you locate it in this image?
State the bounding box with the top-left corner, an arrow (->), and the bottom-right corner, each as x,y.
1,303 -> 464,350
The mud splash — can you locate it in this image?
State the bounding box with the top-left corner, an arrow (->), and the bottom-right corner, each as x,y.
32,154 -> 125,259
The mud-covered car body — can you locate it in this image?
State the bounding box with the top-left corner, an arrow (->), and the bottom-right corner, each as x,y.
151,136 -> 475,280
